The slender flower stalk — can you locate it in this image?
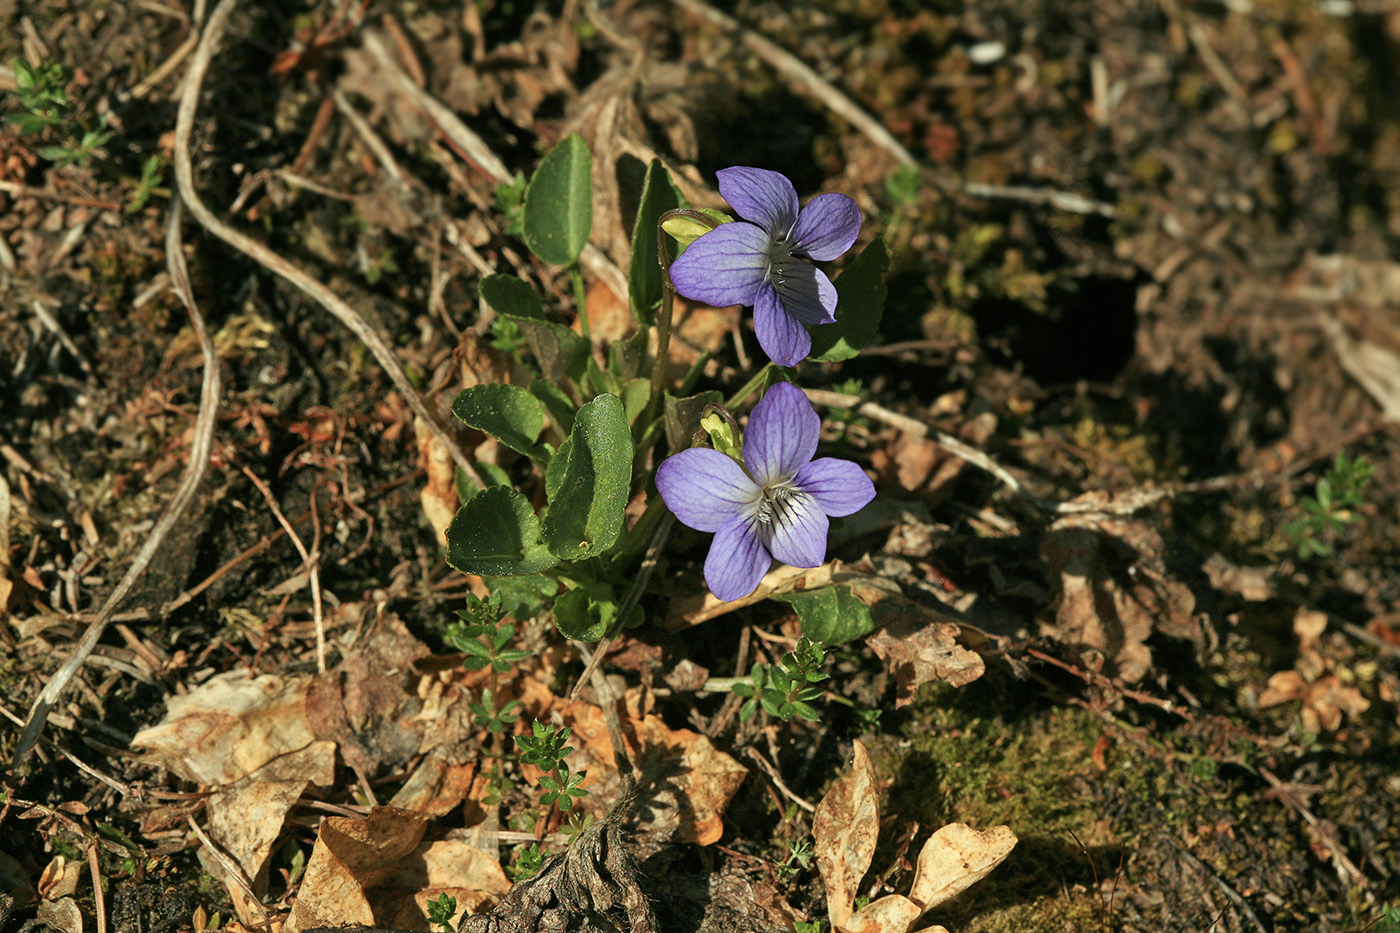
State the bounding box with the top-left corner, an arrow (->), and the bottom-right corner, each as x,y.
669,167 -> 861,367
655,382 -> 875,601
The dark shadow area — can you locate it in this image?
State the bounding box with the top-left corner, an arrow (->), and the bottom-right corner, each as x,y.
971,274 -> 1140,386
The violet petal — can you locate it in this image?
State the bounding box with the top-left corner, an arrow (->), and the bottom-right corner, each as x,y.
717,166 -> 799,236
669,222 -> 771,308
763,491 -> 829,568
791,193 -> 862,261
744,381 -> 820,486
772,262 -> 838,327
656,448 -> 760,533
705,514 -> 773,601
796,458 -> 876,517
753,283 -> 812,367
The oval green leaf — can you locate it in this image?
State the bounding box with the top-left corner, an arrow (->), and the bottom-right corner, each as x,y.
628,159 -> 685,327
809,236 -> 892,363
451,383 -> 548,461
446,486 -> 558,577
480,274 -> 545,320
523,134 -> 593,266
480,275 -> 588,384
541,393 -> 632,560
774,585 -> 877,645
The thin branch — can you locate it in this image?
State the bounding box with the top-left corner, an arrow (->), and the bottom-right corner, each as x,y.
172,0 -> 484,490
12,195 -> 220,766
803,388 -> 1247,517
239,466 -> 329,673
357,31 -> 630,303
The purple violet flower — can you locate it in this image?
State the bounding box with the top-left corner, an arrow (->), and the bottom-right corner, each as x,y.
655,382 -> 876,601
669,167 -> 861,367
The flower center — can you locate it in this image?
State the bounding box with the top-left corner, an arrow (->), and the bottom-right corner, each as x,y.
754,480 -> 800,532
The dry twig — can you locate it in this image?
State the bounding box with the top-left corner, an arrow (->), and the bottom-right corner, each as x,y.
12,196 -> 221,766
172,0 -> 484,489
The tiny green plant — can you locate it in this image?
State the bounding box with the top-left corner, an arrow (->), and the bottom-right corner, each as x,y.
516,721 -> 589,811
1370,902 -> 1400,933
507,842 -> 546,882
773,837 -> 814,884
446,594 -> 531,673
38,119 -> 114,168
125,154 -> 168,214
730,637 -> 829,723
1282,450 -> 1374,558
425,892 -> 457,932
5,59 -> 73,134
793,923 -> 825,933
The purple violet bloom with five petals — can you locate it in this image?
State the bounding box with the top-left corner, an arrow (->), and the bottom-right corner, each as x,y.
669,167 -> 861,367
655,382 -> 876,601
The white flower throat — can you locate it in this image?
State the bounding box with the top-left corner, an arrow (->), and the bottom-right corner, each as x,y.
754,479 -> 801,527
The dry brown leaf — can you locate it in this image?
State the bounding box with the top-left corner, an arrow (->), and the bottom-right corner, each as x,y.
282,807 -> 431,933
202,742 -> 336,926
866,606 -> 986,707
907,823 -> 1018,911
845,895 -> 922,933
551,693 -> 746,848
388,754 -> 478,817
370,838 -> 512,929
813,740 -> 879,931
37,855 -> 81,900
1041,511 -> 1198,683
131,671 -> 315,785
305,613 -> 433,773
417,416 -> 458,546
1259,609 -> 1371,732
35,898 -> 81,933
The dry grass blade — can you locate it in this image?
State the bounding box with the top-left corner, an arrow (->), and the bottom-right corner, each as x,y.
172,0 -> 484,490
11,195 -> 221,766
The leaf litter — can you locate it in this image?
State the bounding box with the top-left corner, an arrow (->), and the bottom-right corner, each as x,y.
4,0 -> 1400,931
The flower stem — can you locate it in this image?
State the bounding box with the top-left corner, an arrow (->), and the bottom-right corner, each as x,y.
570,264 -> 589,341
725,362 -> 774,410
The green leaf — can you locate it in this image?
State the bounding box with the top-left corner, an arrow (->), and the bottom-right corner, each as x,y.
541,394 -> 632,559
621,378 -> 651,425
809,237 -> 892,363
480,274 -> 546,319
608,329 -> 650,381
480,275 -> 588,385
545,435 -> 575,503
455,460 -> 512,505
628,159 -> 685,327
451,383 -> 548,461
531,378 -> 577,435
483,574 -> 559,618
773,585 -> 877,645
553,585 -> 612,642
523,134 -> 593,266
446,486 -> 558,576
663,390 -> 723,451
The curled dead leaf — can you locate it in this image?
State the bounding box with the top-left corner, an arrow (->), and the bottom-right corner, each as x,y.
907,823 -> 1018,911
131,671 -> 315,786
282,807 -> 434,933
813,740 -> 880,930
